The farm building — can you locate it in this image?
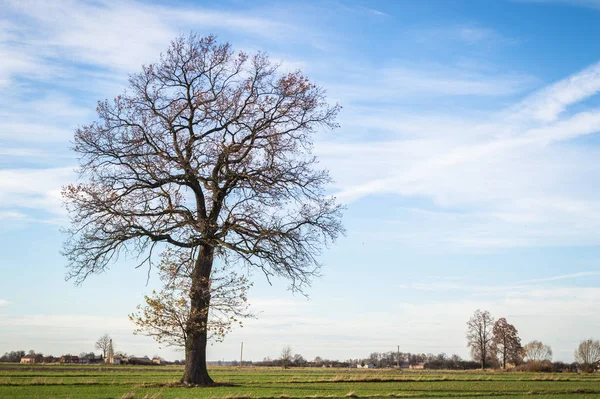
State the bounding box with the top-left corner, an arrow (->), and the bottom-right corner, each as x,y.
357,362 -> 377,369
19,355 -> 36,364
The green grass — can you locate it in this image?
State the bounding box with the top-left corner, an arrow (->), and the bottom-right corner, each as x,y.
1,364 -> 599,399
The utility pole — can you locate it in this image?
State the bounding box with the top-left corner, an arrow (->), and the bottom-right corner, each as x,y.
397,345 -> 400,369
240,342 -> 244,367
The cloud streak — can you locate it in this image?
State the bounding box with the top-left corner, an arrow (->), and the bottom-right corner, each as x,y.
316,57 -> 600,250
3,0 -> 298,80
0,167 -> 74,217
328,64 -> 535,101
513,61 -> 600,122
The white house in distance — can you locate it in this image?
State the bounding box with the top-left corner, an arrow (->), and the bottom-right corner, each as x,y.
357,362 -> 377,369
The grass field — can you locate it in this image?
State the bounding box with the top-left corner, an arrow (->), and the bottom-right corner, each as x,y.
1,364 -> 599,399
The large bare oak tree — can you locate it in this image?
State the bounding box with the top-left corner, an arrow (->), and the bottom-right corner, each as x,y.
62,34 -> 343,385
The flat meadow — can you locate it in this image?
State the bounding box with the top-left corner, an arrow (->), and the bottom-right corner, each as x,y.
1,364 -> 599,399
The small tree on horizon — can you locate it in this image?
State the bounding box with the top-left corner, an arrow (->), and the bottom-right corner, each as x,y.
492,317 -> 523,369
95,334 -> 112,359
523,340 -> 552,371
574,339 -> 600,373
466,309 -> 495,370
281,346 -> 293,369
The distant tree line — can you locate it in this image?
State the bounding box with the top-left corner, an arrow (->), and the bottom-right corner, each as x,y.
358,351 -> 481,370
252,348 -> 479,370
248,331 -> 597,372
3,320 -> 599,373
0,350 -> 101,364
0,334 -> 160,365
255,348 -> 325,368
0,350 -> 27,363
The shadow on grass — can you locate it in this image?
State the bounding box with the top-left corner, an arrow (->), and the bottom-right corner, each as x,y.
134,381 -> 240,389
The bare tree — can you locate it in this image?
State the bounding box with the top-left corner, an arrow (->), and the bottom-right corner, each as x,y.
574,339 -> 600,373
95,334 -> 112,359
523,340 -> 552,371
62,34 -> 343,386
281,346 -> 293,369
466,309 -> 495,370
492,317 -> 522,369
129,248 -> 254,348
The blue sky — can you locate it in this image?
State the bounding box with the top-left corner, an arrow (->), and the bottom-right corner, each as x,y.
2,0 -> 600,363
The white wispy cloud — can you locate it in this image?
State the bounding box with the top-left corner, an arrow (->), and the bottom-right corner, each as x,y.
400,270 -> 600,293
1,314 -> 131,330
0,148 -> 55,157
0,299 -> 9,308
356,5 -> 389,16
0,0 -> 308,223
317,57 -> 600,250
456,26 -> 499,43
328,63 -> 534,101
382,67 -> 531,96
512,60 -> 600,122
520,271 -> 600,283
3,0 -> 297,79
411,24 -> 515,46
0,167 -> 74,217
0,210 -> 29,222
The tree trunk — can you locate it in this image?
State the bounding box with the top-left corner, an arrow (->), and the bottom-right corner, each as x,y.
183,244 -> 215,386
481,347 -> 485,370
502,335 -> 507,369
